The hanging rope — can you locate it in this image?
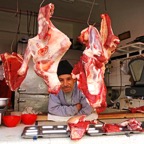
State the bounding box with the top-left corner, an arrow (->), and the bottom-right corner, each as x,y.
87,0 -> 96,25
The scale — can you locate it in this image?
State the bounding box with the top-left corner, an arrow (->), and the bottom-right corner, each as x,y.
125,56 -> 144,98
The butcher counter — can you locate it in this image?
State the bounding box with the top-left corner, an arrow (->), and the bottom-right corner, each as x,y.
1,112 -> 144,144
0,123 -> 144,144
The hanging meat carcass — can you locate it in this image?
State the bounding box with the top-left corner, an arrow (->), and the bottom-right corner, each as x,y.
2,3 -> 71,93
72,14 -> 120,113
0,53 -> 28,91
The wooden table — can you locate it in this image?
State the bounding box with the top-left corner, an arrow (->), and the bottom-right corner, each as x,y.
37,112 -> 144,122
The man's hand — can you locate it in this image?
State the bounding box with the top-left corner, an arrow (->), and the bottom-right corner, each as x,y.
75,103 -> 82,111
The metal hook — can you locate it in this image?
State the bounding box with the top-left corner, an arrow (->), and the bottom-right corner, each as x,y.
11,0 -> 21,52
15,0 -> 19,17
40,0 -> 46,8
104,0 -> 107,11
10,10 -> 21,52
87,0 -> 96,26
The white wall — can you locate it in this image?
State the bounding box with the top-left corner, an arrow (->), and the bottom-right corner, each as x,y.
107,0 -> 144,46
1,0 -> 144,51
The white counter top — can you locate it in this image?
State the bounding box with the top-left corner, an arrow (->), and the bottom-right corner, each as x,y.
0,123 -> 144,144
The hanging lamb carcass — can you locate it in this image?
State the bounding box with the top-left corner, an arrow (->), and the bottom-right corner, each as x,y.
72,14 -> 120,113
1,3 -> 71,94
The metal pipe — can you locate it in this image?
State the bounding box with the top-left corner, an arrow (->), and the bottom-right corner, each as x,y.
0,29 -> 34,36
0,7 -> 98,25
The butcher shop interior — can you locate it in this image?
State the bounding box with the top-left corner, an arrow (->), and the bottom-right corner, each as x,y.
0,0 -> 144,143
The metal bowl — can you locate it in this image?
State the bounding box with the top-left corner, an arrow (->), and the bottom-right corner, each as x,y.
0,98 -> 8,109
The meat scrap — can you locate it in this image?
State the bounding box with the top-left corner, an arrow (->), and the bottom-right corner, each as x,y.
17,3 -> 71,94
67,115 -> 97,140
0,53 -> 28,91
72,14 -> 120,113
119,118 -> 142,131
102,119 -> 143,133
102,123 -> 121,133
129,106 -> 144,113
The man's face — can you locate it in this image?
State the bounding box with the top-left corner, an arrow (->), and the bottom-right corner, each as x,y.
58,74 -> 76,93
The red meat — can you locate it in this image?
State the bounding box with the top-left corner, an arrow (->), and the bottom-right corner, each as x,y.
72,14 -> 120,113
102,124 -> 121,133
120,118 -> 142,131
129,106 -> 144,113
17,3 -> 71,94
67,115 -> 90,140
0,52 -> 28,91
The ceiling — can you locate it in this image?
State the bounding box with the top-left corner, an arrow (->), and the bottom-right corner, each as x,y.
0,0 -> 112,54
0,0 -> 106,24
1,0 -> 144,57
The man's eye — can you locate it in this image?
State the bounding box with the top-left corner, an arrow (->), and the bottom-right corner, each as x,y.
67,78 -> 72,81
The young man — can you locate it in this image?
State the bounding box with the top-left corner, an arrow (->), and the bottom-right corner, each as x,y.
48,60 -> 93,116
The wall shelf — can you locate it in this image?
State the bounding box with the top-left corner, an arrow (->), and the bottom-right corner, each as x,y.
112,42 -> 144,60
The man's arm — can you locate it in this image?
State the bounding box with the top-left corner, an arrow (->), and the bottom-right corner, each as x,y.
48,94 -> 79,116
77,94 -> 93,115
75,103 -> 82,111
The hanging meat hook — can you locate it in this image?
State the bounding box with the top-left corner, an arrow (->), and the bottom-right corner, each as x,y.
40,0 -> 46,8
35,12 -> 38,35
27,11 -> 32,36
32,12 -> 36,37
15,0 -> 19,17
104,0 -> 107,11
87,0 -> 96,25
10,10 -> 21,52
